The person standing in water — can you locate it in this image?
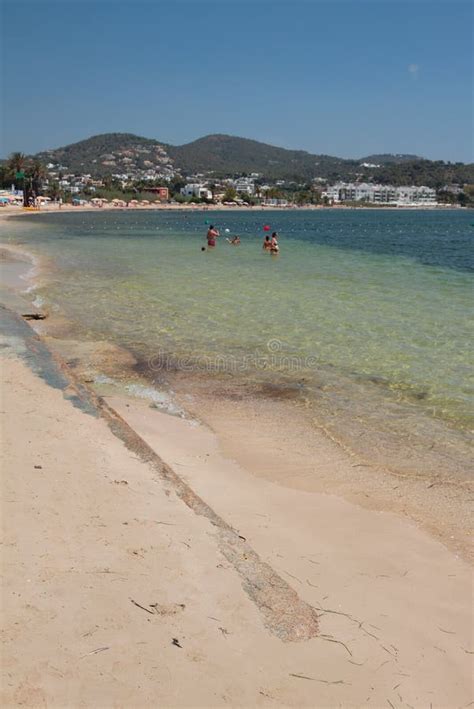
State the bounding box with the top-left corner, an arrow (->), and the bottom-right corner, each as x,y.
206,225 -> 220,248
263,234 -> 272,251
270,232 -> 279,254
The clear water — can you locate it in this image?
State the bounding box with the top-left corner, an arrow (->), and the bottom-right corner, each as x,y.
3,209 -> 473,475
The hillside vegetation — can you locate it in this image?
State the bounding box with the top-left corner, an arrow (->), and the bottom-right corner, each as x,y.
167,134 -> 354,180
31,132 -> 474,187
36,133 -> 173,178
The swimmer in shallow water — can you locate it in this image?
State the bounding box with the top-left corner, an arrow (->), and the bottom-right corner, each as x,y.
263,234 -> 272,251
206,225 -> 220,248
226,236 -> 241,245
270,231 -> 279,254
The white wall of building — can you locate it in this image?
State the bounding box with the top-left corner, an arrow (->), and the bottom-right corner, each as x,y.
323,182 -> 437,205
180,183 -> 213,200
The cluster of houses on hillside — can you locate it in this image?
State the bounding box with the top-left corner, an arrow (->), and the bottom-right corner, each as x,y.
45,164 -> 105,194
41,142 -> 175,185
10,159 -> 467,207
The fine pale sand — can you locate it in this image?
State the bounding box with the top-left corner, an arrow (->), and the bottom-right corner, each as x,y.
1,354 -> 473,707
1,224 -> 473,707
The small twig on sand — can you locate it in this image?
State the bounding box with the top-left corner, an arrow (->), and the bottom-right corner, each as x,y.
259,691 -> 276,701
314,605 -> 372,636
438,627 -> 456,635
130,599 -> 155,615
359,624 -> 380,641
80,646 -> 109,659
289,673 -> 348,685
387,700 -> 396,709
381,645 -> 397,658
319,634 -> 353,657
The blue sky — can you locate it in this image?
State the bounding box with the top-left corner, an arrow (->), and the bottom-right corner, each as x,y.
1,0 -> 472,161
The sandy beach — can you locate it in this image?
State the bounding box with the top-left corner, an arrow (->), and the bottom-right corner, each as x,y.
0,199 -> 459,222
1,218 -> 473,708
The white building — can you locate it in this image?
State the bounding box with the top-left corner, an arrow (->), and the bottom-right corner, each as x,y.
180,183 -> 213,200
395,186 -> 437,205
323,182 -> 436,205
263,198 -> 289,207
233,177 -> 255,195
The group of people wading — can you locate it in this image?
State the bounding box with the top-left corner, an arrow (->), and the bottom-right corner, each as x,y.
205,225 -> 279,254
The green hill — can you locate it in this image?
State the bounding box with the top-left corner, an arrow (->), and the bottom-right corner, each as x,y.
31,132 -> 474,187
360,153 -> 422,164
167,134 -> 354,180
36,133 -> 173,177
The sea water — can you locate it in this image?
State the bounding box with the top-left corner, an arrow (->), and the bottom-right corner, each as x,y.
3,208 -> 473,477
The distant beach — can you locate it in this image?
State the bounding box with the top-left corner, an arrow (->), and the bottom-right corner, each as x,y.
0,198 -> 465,221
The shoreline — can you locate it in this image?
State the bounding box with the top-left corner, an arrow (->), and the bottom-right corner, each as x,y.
1,224 -> 472,565
0,202 -> 469,222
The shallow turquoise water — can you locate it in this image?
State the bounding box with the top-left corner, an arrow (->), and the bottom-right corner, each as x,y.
5,209 -> 472,436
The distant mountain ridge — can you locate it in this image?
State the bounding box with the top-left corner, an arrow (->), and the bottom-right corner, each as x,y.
34,133 -> 474,187
168,135 -> 422,176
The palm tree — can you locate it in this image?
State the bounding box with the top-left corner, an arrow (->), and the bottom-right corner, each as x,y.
8,152 -> 26,175
6,152 -> 30,205
7,152 -> 27,187
29,159 -> 47,197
